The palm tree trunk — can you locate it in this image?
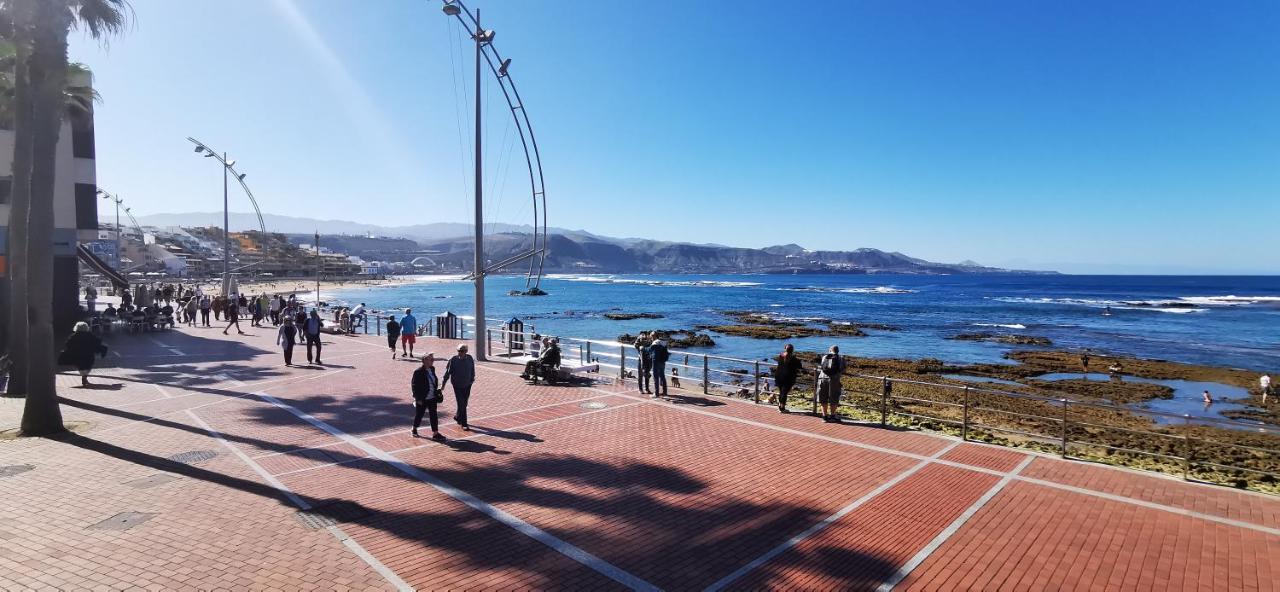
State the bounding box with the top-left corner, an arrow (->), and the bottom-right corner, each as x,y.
4,5 -> 34,397
19,0 -> 70,436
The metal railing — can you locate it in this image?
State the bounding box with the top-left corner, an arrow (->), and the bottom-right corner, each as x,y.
314,304 -> 1280,492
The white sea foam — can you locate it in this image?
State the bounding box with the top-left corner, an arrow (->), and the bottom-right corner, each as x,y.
545,274 -> 762,288
973,323 -> 1027,330
778,286 -> 916,295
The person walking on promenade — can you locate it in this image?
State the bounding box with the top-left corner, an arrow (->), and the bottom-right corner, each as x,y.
211,295 -> 223,321
304,310 -> 324,365
635,332 -> 653,394
85,285 -> 97,313
199,294 -> 211,327
412,353 -> 446,440
121,288 -> 132,311
442,344 -> 476,430
650,335 -> 670,398
223,297 -> 244,335
277,317 -> 298,366
238,294 -> 249,318
399,308 -> 418,358
386,315 -> 401,360
184,296 -> 198,327
1261,373 -> 1271,404
59,322 -> 108,386
772,343 -> 803,414
817,345 -> 845,422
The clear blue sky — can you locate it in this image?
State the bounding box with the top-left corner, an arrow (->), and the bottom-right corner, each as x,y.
72,0 -> 1280,274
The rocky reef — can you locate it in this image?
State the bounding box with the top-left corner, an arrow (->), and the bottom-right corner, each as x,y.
949,332 -> 1053,346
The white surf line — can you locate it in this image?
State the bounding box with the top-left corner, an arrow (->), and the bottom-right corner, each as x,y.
272,401 -> 646,479
250,392 -> 621,460
704,441 -> 962,592
877,455 -> 1036,591
253,391 -> 659,592
185,410 -> 413,592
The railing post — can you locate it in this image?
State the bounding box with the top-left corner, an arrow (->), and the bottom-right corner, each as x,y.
376,315 -> 381,336
619,344 -> 627,382
753,361 -> 761,404
486,328 -> 493,359
703,355 -> 710,395
586,341 -> 592,364
962,386 -> 970,441
1183,414 -> 1192,481
812,369 -> 820,415
881,377 -> 891,426
1060,399 -> 1070,458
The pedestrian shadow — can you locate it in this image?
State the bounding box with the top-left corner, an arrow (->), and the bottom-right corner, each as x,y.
469,427 -> 543,443
72,383 -> 124,391
662,394 -> 727,407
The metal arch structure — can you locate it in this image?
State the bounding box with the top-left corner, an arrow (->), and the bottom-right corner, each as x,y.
441,0 -> 549,291
185,137 -> 268,237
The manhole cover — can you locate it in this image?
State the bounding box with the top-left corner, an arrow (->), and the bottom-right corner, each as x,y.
296,501 -> 372,530
580,401 -> 608,410
88,512 -> 157,531
165,450 -> 219,465
124,474 -> 181,489
0,464 -> 34,478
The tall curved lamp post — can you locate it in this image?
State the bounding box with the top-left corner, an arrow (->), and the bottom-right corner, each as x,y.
441,0 -> 550,359
96,188 -> 124,269
187,137 -> 267,296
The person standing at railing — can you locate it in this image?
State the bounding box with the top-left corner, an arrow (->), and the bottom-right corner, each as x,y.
635,332 -> 654,394
818,345 -> 845,422
650,335 -> 670,399
386,315 -> 401,360
442,344 -> 476,431
773,343 -> 804,414
351,303 -> 367,330
399,308 -> 418,358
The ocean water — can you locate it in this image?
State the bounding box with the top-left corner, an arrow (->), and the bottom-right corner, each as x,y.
328,274 -> 1280,372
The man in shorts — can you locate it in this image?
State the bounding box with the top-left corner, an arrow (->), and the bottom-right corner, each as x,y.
399,308 -> 418,358
817,345 -> 845,422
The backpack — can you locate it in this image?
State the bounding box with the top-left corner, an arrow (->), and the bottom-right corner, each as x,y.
821,354 -> 841,377
651,343 -> 670,364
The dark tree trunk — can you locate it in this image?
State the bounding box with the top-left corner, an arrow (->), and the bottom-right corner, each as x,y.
19,0 -> 70,436
4,4 -> 33,397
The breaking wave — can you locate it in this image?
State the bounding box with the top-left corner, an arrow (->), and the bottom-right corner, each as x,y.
778,286 -> 917,295
546,274 -> 762,288
973,323 -> 1027,330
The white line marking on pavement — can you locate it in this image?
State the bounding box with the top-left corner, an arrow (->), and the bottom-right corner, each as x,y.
877,455 -> 1035,591
151,384 -> 172,399
253,391 -> 660,592
185,410 -> 414,591
704,441 -> 962,592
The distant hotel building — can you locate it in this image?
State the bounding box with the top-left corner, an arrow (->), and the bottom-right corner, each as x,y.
0,74 -> 99,338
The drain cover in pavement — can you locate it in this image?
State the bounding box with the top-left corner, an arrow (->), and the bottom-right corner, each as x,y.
296,501 -> 372,530
580,401 -> 608,410
88,512 -> 157,531
124,474 -> 182,489
0,464 -> 34,478
165,450 -> 219,465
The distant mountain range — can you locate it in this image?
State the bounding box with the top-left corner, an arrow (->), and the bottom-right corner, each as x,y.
124,211 -> 1053,275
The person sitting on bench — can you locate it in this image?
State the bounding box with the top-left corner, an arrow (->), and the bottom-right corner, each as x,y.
521,337 -> 554,379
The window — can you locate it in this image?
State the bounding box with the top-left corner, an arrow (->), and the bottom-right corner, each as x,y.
0,176 -> 11,204
75,183 -> 98,230
72,129 -> 96,159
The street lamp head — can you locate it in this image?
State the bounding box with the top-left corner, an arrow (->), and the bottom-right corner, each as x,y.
203,152 -> 215,158
226,159 -> 236,167
442,2 -> 461,16
498,58 -> 512,77
238,173 -> 247,181
475,29 -> 494,43
193,145 -> 205,153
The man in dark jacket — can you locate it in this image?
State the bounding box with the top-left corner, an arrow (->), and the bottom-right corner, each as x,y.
650,336 -> 670,398
61,322 -> 108,386
386,315 -> 401,360
636,332 -> 653,394
442,344 -> 476,430
303,310 -> 324,365
772,343 -> 803,414
411,354 -> 445,440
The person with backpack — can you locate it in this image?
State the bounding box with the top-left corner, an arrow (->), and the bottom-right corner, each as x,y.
650,335 -> 670,398
772,343 -> 804,414
817,345 -> 845,422
442,344 -> 476,430
304,310 -> 324,365
635,332 -> 654,394
199,294 -> 211,327
386,315 -> 401,360
411,353 -> 446,440
276,317 -> 298,366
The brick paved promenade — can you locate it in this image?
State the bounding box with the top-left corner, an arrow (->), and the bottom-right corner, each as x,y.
1,325 -> 1277,591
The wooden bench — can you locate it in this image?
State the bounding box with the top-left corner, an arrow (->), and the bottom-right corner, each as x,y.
517,353 -> 600,384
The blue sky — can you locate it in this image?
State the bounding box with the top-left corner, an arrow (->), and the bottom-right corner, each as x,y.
72,0 -> 1279,274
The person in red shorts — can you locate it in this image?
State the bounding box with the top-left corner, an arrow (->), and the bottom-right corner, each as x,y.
399,308 -> 418,358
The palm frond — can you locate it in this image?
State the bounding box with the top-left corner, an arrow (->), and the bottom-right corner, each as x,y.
71,0 -> 132,40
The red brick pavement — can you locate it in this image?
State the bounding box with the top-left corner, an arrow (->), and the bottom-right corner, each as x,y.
1,325 -> 1277,591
